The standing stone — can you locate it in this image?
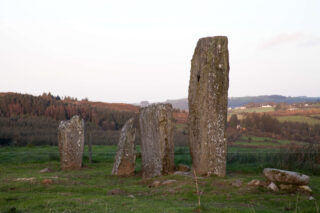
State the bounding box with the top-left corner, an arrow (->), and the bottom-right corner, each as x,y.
112,118 -> 136,176
188,36 -> 230,177
58,115 -> 85,170
139,104 -> 174,178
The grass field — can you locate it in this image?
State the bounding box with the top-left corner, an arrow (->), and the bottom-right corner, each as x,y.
1,138 -> 320,212
232,136 -> 307,148
276,115 -> 320,125
229,107 -> 275,115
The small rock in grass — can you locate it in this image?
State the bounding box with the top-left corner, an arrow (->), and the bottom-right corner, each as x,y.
173,171 -> 191,176
108,189 -> 125,195
128,195 -> 135,198
247,179 -> 266,187
149,180 -> 161,188
39,168 -> 51,173
298,185 -> 312,193
161,180 -> 177,186
267,182 -> 279,192
309,196 -> 315,201
176,164 -> 190,172
231,179 -> 242,187
41,179 -> 53,185
15,177 -> 35,182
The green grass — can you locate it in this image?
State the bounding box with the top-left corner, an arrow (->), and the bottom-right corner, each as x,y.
229,107 -> 275,115
232,136 -> 308,149
1,143 -> 320,212
1,160 -> 320,212
277,115 -> 320,125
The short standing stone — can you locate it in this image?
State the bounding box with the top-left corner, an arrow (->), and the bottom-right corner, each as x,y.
58,115 -> 85,170
139,104 -> 174,178
263,168 -> 310,185
188,36 -> 230,177
112,118 -> 136,176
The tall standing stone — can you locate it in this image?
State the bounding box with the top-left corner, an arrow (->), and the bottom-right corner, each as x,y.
58,115 -> 85,170
112,118 -> 136,176
139,104 -> 174,178
188,36 -> 230,177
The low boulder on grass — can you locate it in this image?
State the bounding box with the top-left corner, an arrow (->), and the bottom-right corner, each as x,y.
263,168 -> 310,185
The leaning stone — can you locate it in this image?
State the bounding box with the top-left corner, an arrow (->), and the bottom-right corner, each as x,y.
176,164 -> 190,172
188,36 -> 230,177
139,104 -> 174,178
161,180 -> 177,186
263,168 -> 310,185
112,118 -> 136,176
58,115 -> 85,170
267,182 -> 279,192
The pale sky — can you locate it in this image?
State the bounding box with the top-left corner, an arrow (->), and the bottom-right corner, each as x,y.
1,0 -> 319,103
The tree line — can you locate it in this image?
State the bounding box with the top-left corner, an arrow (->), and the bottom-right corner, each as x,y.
0,93 -> 138,131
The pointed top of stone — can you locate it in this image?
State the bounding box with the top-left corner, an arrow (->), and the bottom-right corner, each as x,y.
59,115 -> 84,130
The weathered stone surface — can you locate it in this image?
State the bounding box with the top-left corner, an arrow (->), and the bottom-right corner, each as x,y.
279,184 -> 296,191
267,182 -> 279,192
247,179 -> 267,187
15,177 -> 35,182
58,115 -> 85,170
139,104 -> 174,178
39,168 -> 50,173
188,36 -> 230,177
298,185 -> 312,193
112,118 -> 136,176
41,179 -> 53,185
309,196 -> 315,201
263,168 -> 310,185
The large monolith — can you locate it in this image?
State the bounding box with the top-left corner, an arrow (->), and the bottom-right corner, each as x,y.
139,104 -> 174,178
112,118 -> 136,176
188,36 -> 230,177
58,115 -> 85,170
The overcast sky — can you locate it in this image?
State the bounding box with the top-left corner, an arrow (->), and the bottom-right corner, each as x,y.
1,0 -> 319,103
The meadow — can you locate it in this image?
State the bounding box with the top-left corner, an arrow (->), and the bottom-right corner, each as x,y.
1,137 -> 320,212
276,115 -> 320,126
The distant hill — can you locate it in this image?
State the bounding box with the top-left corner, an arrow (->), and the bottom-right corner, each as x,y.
163,95 -> 320,111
